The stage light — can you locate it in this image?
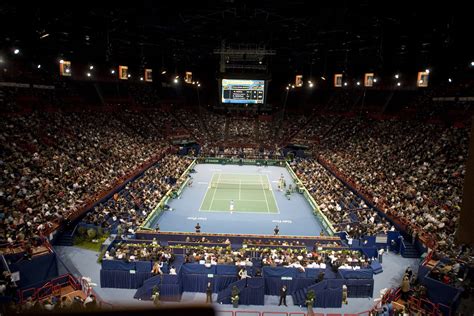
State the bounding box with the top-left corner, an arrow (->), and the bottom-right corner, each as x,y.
174,78 -> 178,84
87,72 -> 91,77
161,70 -> 167,74
394,74 -> 399,79
111,70 -> 115,74
128,74 -> 131,78
89,65 -> 94,70
321,76 -> 326,80
425,69 -> 430,74
471,61 -> 474,67
343,82 -> 348,86
65,69 -> 70,73
40,33 -> 50,39
286,86 -> 289,90
197,84 -> 201,87
192,81 -> 195,85
373,78 -> 377,83
259,61 -> 262,64
59,59 -> 64,64
13,49 -> 19,55
448,78 -> 452,83
140,77 -> 143,81
196,81 -> 199,84
291,85 -> 295,89
356,81 -> 361,86
397,82 -> 401,86
419,80 -> 423,84
309,83 -> 314,88
37,64 -> 41,69
175,76 -> 179,79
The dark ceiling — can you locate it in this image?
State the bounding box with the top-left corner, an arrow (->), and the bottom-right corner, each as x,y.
0,1 -> 471,83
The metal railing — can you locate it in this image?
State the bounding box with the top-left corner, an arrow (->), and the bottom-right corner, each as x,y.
19,273 -> 81,304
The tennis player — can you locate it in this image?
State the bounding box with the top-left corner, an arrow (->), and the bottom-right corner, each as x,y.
229,199 -> 235,213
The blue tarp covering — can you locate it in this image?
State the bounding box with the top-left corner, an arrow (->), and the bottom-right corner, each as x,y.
217,278 -> 265,305
182,274 -> 210,292
305,268 -> 323,278
100,269 -> 152,289
104,261 -> 374,303
216,265 -> 238,275
101,260 -> 136,271
181,263 -> 217,275
421,276 -> 463,307
305,281 -> 343,308
263,267 -> 298,278
136,261 -> 152,273
338,268 -> 373,279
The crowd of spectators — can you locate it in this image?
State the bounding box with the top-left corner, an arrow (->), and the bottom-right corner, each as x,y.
0,109 -> 171,246
102,241 -> 368,273
1,82 -> 472,269
104,242 -> 175,265
198,145 -> 283,159
260,248 -> 367,271
227,118 -> 256,143
82,155 -> 193,234
174,108 -> 205,141
290,158 -> 393,238
257,120 -> 275,146
277,114 -> 309,144
316,117 -> 470,259
291,115 -> 340,149
201,110 -> 226,142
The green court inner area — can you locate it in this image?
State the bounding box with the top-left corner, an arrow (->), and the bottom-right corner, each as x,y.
199,173 -> 279,213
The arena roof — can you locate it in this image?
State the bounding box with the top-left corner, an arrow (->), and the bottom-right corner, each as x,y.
0,1 -> 471,81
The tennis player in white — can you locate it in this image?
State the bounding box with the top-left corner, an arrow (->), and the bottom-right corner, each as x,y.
229,199 -> 235,214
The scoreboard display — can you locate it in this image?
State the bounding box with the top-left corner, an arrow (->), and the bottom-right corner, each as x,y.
221,79 -> 265,104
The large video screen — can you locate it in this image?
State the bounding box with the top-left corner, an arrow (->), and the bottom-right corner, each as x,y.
221,79 -> 265,104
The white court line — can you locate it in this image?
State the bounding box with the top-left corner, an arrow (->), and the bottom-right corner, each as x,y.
212,198 -> 268,202
198,173 -> 215,211
238,179 -> 241,200
266,174 -> 281,213
208,173 -> 221,211
261,174 -> 270,213
199,209 -> 277,214
214,172 -> 266,176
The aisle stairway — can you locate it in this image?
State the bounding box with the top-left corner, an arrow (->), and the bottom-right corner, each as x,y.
402,242 -> 420,259
53,226 -> 76,247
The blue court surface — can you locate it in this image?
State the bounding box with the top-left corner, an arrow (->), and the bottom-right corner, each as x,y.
155,163 -> 323,236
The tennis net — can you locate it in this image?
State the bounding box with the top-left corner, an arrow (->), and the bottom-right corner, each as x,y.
210,181 -> 269,190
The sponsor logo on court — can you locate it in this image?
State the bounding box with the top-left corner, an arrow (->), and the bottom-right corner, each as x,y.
187,217 -> 207,221
272,220 -> 293,224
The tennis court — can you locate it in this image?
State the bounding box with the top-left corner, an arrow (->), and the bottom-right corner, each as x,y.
199,172 -> 279,213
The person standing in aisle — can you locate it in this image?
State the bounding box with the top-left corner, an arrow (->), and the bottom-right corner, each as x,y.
278,285 -> 287,306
